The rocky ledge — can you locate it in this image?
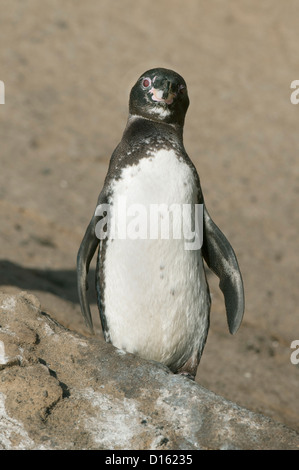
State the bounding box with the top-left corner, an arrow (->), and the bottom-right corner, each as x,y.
0,291 -> 298,450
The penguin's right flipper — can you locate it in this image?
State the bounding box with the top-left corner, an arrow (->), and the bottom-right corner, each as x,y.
77,212 -> 101,334
202,205 -> 245,335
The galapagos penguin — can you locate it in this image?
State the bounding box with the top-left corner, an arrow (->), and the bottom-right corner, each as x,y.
77,67 -> 244,379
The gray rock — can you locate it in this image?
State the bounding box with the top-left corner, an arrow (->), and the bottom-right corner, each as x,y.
0,291 -> 298,450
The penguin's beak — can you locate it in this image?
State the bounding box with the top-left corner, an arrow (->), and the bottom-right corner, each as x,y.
150,81 -> 176,105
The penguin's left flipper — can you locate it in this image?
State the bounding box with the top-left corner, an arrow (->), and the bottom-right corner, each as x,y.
202,205 -> 245,334
77,212 -> 101,334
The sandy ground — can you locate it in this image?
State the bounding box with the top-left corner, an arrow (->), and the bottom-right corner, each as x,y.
0,0 -> 298,434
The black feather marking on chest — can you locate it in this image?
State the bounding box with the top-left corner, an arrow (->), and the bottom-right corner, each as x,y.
103,117 -> 204,204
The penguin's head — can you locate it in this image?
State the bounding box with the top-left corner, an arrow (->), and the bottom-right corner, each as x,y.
129,68 -> 189,127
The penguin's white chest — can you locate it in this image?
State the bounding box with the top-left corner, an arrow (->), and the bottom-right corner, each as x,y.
100,148 -> 210,371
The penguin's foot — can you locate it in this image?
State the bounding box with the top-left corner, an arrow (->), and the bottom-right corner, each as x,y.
177,371 -> 195,381
176,354 -> 199,381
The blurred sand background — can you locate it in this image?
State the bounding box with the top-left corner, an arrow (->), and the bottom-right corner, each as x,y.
0,0 -> 298,432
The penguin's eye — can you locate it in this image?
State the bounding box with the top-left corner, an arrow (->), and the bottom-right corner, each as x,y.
142,78 -> 151,88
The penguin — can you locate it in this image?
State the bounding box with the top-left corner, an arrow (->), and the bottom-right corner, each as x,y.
77,67 -> 244,380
